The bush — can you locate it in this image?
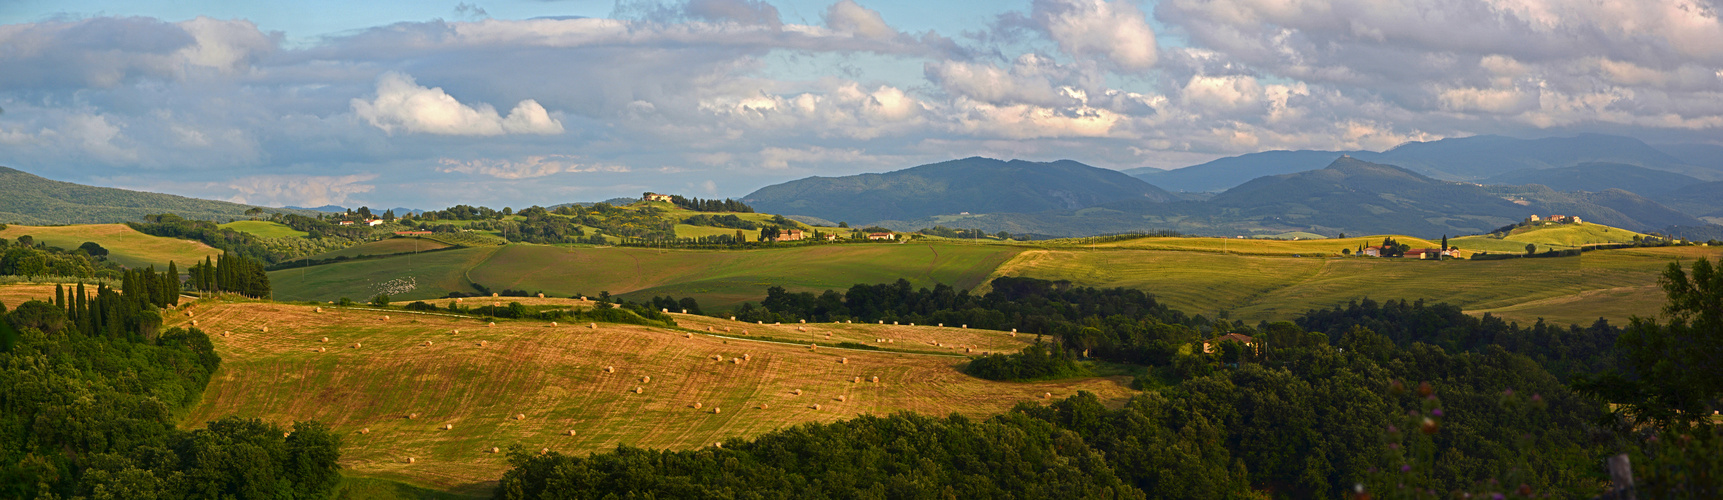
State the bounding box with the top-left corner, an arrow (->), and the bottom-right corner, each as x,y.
369,294 -> 390,307
403,301 -> 437,312
337,297 -> 354,306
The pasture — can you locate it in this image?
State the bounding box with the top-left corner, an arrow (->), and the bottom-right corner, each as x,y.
173,301 -> 1132,493
219,220 -> 310,239
0,224 -> 223,269
301,237 -> 455,261
1452,223 -> 1647,254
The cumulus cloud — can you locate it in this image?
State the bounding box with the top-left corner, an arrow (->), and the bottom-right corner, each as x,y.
437,156 -> 631,179
224,174 -> 378,207
351,72 -> 564,136
1031,0 -> 1158,71
826,0 -> 897,39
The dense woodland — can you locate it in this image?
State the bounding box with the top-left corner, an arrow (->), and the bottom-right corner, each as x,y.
0,235 -> 114,278
0,261 -> 339,499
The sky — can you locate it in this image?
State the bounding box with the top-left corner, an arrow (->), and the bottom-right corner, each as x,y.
2,0 -> 1721,210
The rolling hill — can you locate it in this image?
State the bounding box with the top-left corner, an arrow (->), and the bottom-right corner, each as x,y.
1125,134 -> 1723,193
0,166 -> 317,224
742,157 -> 1174,226
0,223 -> 224,269
171,301 -> 1130,492
1480,163 -> 1704,197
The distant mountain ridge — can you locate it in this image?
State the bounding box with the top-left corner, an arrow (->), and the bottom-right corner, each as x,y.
742,157 -> 1174,226
1480,163 -> 1703,197
871,157 -> 1709,238
0,166 -> 318,225
1126,134 -> 1723,193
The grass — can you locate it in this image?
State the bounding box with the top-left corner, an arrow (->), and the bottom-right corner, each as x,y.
301,238 -> 456,261
173,300 -> 1133,493
1452,223 -> 1647,254
990,245 -> 1723,326
332,476 -> 480,500
1086,235 -> 1442,256
220,220 -> 310,239
0,224 -> 223,269
272,242 -> 1023,308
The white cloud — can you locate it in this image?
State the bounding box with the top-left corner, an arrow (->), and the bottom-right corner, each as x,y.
1032,0 -> 1158,71
758,146 -> 870,169
351,72 -> 564,136
437,156 -> 631,179
224,174 -> 378,207
1181,75 -> 1264,111
826,0 -> 897,40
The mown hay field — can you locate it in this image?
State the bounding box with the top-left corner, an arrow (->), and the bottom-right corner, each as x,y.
173,301 -> 1132,494
0,224 -> 223,269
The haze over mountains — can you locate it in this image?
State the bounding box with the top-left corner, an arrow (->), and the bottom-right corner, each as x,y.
0,166 -> 317,225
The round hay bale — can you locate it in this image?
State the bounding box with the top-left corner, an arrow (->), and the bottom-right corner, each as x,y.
871,376 -> 879,383
490,446 -> 500,453
1043,392 -> 1052,399
662,308 -> 669,313
408,413 -> 418,419
938,323 -> 943,327
604,366 -> 614,373
317,347 -> 325,353
909,323 -> 915,326
642,375 -> 651,383
1011,332 -> 1018,337
634,386 -> 644,394
731,357 -> 741,364
407,457 -> 415,463
444,424 -> 453,430
837,395 -> 846,402
742,330 -> 748,335
488,322 -> 495,327
452,329 -> 459,335
425,341 -> 434,346
567,429 -> 577,436
320,337 -> 328,342
775,322 -> 781,325
892,321 -> 898,325
478,340 -> 487,347
514,413 -> 525,420
812,404 -> 821,410
712,407 -> 721,414
361,428 -> 370,434
878,320 -> 884,324
743,354 -> 751,361
681,309 -> 687,314
714,442 -> 723,448
491,293 -> 499,297
537,293 -> 545,298
261,326 -> 269,333
284,432 -> 291,437
191,320 -> 198,326
962,324 -> 967,329
757,321 -> 763,324
1011,328 -> 1017,333
809,344 -> 817,350
540,447 -> 549,454
839,357 -> 848,364
760,403 -> 769,409
382,315 -> 389,320
798,326 -> 805,332
725,327 -> 731,332
792,389 -> 802,395
589,323 -> 596,329
221,331 -> 229,338
550,322 -> 558,327
315,307 -> 322,313
712,354 -> 722,361
730,316 -> 736,321
693,402 -> 703,409
457,298 -> 464,302
353,342 -> 362,348
852,376 -> 861,383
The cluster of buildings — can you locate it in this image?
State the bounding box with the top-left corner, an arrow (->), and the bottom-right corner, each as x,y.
1358,246 -> 1459,259
1527,214 -> 1581,224
337,219 -> 386,227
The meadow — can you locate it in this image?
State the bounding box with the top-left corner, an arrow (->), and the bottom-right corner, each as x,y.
219,220 -> 310,239
0,224 -> 223,269
172,300 -> 1130,494
299,237 -> 455,261
1451,222 -> 1647,254
272,242 -> 1023,307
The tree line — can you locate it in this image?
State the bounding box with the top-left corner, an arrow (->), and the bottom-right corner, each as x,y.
666,194 -> 753,213
187,254 -> 272,298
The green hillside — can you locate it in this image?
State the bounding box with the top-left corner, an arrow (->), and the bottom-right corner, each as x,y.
1452,222 -> 1647,254
0,166 -> 317,224
271,242 -> 1021,307
220,220 -> 310,238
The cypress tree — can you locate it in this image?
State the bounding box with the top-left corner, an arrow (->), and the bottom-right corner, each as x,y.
55,283 -> 65,310
167,261 -> 180,306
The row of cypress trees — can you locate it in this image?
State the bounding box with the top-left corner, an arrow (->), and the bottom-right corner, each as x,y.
186,253 -> 271,298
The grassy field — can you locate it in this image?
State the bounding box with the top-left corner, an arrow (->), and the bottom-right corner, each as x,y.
301,238 -> 456,261
1087,235 -> 1443,256
272,242 -> 1023,308
1452,223 -> 1647,254
219,220 -> 310,239
991,244 -> 1723,326
174,300 -> 1132,493
0,224 -> 223,269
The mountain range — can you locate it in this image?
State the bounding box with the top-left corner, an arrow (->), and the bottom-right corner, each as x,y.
1124,134 -> 1723,193
742,157 -> 1173,226
0,166 -> 317,225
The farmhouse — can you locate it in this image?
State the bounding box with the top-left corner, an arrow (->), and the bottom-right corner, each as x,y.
867,232 -> 896,240
367,219 -> 384,227
1361,246 -> 1384,257
643,193 -> 673,202
338,221 -> 354,226
1403,248 -> 1436,259
774,229 -> 805,242
1202,333 -> 1259,354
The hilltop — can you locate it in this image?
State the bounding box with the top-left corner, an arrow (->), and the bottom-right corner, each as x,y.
0,166 -> 317,224
0,223 -> 223,269
742,157 -> 1174,226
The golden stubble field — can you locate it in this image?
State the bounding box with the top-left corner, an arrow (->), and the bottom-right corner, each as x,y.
172,301 -> 1134,493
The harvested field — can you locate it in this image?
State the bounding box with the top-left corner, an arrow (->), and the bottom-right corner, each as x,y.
173,301 -> 1132,492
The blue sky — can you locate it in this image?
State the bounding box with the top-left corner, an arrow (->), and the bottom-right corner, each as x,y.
2,0 -> 1721,210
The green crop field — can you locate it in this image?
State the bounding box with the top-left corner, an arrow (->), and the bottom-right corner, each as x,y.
991,244 -> 1723,326
0,224 -> 224,269
175,300 -> 1132,493
1452,223 -> 1647,254
272,242 -> 1023,307
300,237 -> 456,261
219,220 -> 310,238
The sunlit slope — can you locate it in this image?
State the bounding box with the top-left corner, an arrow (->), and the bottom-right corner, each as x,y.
1451,223 -> 1648,254
174,301 -> 1130,492
0,224 -> 223,269
1086,235 -> 1441,255
271,243 -> 1022,307
992,245 -> 1723,326
219,220 -> 310,238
